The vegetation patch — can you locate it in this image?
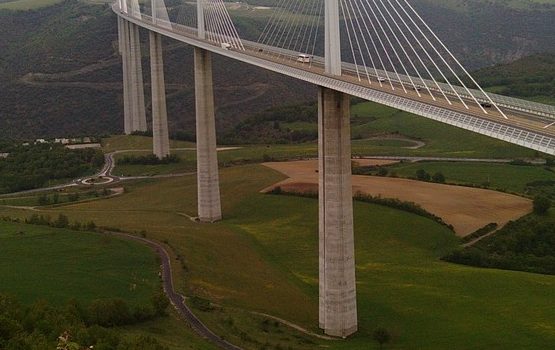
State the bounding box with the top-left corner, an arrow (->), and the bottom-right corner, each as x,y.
0,293 -> 171,349
460,222 -> 498,244
443,212 -> 555,275
0,143 -> 104,194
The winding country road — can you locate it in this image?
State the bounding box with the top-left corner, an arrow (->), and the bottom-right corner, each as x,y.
105,231 -> 242,350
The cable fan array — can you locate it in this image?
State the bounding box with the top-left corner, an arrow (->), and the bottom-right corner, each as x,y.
170,0 -> 245,50
257,0 -> 504,117
258,0 -> 324,61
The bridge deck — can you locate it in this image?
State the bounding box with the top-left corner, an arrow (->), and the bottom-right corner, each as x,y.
115,8 -> 555,155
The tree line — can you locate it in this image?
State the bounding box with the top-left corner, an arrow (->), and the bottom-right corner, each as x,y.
0,293 -> 170,350
0,143 -> 104,194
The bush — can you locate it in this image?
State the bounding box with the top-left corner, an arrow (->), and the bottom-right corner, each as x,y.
150,291 -> 170,316
416,169 -> 431,181
533,195 -> 551,215
189,296 -> 212,312
87,299 -> 133,327
53,214 -> 69,228
373,327 -> 392,349
432,172 -> 446,183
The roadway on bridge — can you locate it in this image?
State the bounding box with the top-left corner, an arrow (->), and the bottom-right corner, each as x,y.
165,19 -> 555,141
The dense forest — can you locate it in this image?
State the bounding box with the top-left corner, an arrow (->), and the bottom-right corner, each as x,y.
473,53 -> 555,104
0,143 -> 104,194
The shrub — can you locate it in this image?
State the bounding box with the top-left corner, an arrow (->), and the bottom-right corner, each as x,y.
189,296 -> 212,312
533,195 -> 551,215
373,327 -> 391,349
432,172 -> 446,183
416,169 -> 431,181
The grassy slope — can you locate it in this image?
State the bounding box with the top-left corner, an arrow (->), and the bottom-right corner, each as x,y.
0,219 -> 216,350
2,165 -> 555,348
0,221 -> 158,306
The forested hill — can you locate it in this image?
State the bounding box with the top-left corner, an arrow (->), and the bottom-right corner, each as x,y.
0,0 -> 554,140
473,53 -> 555,105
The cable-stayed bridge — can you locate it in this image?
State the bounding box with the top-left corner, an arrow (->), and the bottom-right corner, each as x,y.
113,0 -> 555,339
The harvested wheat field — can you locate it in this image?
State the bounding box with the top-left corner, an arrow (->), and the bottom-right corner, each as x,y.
262,159 -> 532,236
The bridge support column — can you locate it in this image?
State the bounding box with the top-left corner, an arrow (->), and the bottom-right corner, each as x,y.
128,22 -> 147,132
194,47 -> 222,222
149,31 -> 170,159
120,19 -> 133,134
318,86 -> 357,337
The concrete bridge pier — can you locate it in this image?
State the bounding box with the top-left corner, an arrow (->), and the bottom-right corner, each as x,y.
149,31 -> 170,159
119,19 -> 133,134
194,47 -> 222,222
128,22 -> 147,132
318,86 -> 357,337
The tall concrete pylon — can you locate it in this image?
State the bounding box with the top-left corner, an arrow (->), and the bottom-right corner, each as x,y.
318,86 -> 357,338
120,19 -> 133,134
149,31 -> 170,159
194,47 -> 222,222
128,23 -> 147,132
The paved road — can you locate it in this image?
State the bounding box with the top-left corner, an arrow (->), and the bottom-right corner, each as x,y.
104,231 -> 242,350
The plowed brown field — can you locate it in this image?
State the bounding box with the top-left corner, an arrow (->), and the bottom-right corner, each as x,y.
262,160 -> 532,236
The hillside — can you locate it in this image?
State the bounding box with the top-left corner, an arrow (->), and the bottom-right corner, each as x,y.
474,53 -> 555,105
0,0 -> 554,140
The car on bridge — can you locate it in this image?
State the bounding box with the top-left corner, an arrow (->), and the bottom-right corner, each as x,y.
297,54 -> 312,63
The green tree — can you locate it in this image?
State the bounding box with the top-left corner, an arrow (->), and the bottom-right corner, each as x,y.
416,169 -> 431,181
533,196 -> 551,215
150,291 -> 169,316
377,167 -> 388,177
373,327 -> 391,349
37,194 -> 49,206
432,172 -> 446,183
53,214 -> 69,228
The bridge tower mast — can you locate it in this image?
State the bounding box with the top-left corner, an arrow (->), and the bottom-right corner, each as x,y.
197,0 -> 205,39
319,0 -> 357,338
324,0 -> 342,75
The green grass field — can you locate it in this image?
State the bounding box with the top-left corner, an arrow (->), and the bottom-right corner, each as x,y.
0,221 -> 158,306
350,102 -> 535,158
385,161 -> 555,193
2,164 -> 555,349
102,135 -> 195,153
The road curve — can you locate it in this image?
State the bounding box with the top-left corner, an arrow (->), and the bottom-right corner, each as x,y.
104,230 -> 242,350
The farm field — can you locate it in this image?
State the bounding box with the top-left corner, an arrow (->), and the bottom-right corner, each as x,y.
1,164 -> 555,349
262,160 -> 532,235
385,161 -> 555,193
